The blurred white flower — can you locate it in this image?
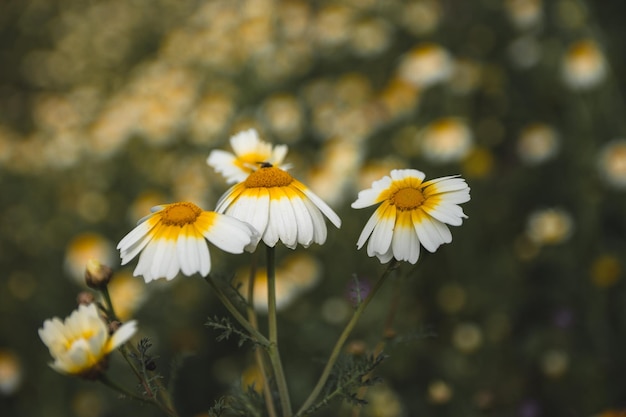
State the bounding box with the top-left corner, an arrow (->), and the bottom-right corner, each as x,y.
39,304 -> 137,377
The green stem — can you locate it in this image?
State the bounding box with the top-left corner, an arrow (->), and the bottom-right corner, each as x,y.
100,363 -> 178,417
296,260 -> 398,416
246,252 -> 279,417
266,245 -> 293,417
100,286 -> 119,322
99,373 -> 152,404
204,275 -> 271,347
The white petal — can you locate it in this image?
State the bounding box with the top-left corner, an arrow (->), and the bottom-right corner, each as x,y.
120,230 -> 154,266
207,150 -> 247,184
438,189 -> 471,204
413,212 -> 452,252
367,204 -> 395,258
356,211 -> 379,250
230,129 -> 261,154
424,203 -> 467,226
203,214 -> 257,254
215,184 -> 245,213
391,218 -> 421,264
117,221 -> 155,252
270,190 -> 298,248
424,176 -> 468,192
300,186 -> 341,228
289,195 -> 314,247
246,189 -> 270,237
147,236 -> 178,280
375,246 -> 394,263
351,176 -> 392,208
177,227 -> 195,276
301,195 -> 328,245
108,321 -> 138,351
390,169 -> 425,181
271,144 -> 288,165
134,239 -> 159,282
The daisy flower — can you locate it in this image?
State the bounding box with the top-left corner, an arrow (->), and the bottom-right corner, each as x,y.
39,303 -> 137,378
352,169 -> 470,264
215,164 -> 342,249
207,128 -> 289,184
117,202 -> 259,282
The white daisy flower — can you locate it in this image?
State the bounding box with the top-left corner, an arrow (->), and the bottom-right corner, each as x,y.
215,164 -> 341,249
352,169 -> 470,264
562,39 -> 607,91
207,128 -> 289,184
117,202 -> 259,282
38,303 -> 137,377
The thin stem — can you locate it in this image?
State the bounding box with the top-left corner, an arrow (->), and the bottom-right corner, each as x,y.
266,245 -> 293,417
204,275 -> 271,347
351,275 -> 403,417
246,252 -> 278,417
296,260 -> 399,416
100,286 -> 119,322
99,374 -> 153,404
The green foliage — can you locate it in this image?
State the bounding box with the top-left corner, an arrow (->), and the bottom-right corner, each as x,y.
205,316 -> 257,348
305,353 -> 387,415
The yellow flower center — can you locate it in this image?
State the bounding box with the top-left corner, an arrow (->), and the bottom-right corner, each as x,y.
244,166 -> 293,188
392,187 -> 425,210
161,202 -> 202,226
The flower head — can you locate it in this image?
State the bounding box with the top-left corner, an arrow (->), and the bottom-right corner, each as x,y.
117,202 -> 259,282
38,304 -> 137,377
215,164 -> 341,249
562,39 -> 607,91
352,169 -> 470,264
207,129 -> 289,184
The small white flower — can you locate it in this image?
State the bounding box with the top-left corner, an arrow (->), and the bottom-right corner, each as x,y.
352,169 -> 470,264
215,165 -> 341,249
117,202 -> 259,282
419,118 -> 474,164
562,39 -> 607,91
397,43 -> 453,88
38,304 -> 137,377
207,129 -> 289,184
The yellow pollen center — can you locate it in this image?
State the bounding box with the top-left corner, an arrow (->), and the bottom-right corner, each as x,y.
392,187 -> 425,210
244,166 -> 293,188
161,202 -> 202,226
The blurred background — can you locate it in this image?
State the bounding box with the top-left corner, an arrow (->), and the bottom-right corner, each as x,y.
2,0 -> 626,416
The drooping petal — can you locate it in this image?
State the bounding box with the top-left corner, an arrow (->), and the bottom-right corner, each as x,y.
392,211 -> 421,264
202,213 -> 258,254
367,203 -> 395,258
107,320 -> 138,352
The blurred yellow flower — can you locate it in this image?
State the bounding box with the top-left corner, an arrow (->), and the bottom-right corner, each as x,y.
64,233 -> 116,286
517,123 -> 559,165
397,43 -> 453,88
207,129 -> 289,184
525,208 -> 573,245
590,254 -> 621,288
562,39 -> 607,91
505,0 -> 543,30
598,139 -> 626,189
420,118 -> 474,164
0,350 -> 22,395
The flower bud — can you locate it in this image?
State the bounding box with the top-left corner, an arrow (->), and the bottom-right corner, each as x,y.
85,259 -> 113,289
76,291 -> 95,306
